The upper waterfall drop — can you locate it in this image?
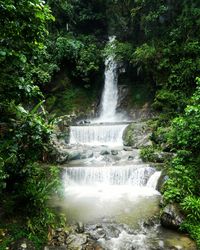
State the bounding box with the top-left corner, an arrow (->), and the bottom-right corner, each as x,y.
69,37 -> 128,146
97,36 -> 122,123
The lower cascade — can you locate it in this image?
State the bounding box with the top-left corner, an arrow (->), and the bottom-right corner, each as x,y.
61,146 -> 196,250
64,165 -> 159,186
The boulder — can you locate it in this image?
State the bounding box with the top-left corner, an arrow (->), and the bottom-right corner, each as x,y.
100,149 -> 110,155
75,222 -> 85,233
56,151 -> 69,164
161,203 -> 185,229
123,122 -> 152,148
48,134 -> 69,164
123,123 -> 135,146
68,152 -> 81,161
156,172 -> 169,192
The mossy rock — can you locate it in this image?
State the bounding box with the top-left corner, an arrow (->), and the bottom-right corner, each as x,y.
123,123 -> 135,146
123,122 -> 152,148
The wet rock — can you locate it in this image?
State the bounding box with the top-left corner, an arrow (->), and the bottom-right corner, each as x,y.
95,228 -> 106,239
123,122 -> 152,149
111,150 -> 118,155
143,216 -> 159,228
47,133 -> 71,164
76,222 -> 85,233
117,85 -> 129,110
80,150 -> 94,159
157,173 -> 169,192
78,120 -> 91,125
88,223 -> 121,241
159,196 -> 165,207
161,204 -> 185,229
83,239 -> 104,250
128,155 -> 134,160
48,143 -> 69,164
66,234 -> 87,249
10,238 -> 35,250
106,224 -> 121,238
48,227 -> 69,246
94,224 -> 103,229
100,150 -> 110,155
123,146 -> 133,151
123,123 -> 135,146
68,152 -> 81,161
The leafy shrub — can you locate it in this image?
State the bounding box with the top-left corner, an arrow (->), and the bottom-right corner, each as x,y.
162,79 -> 200,246
140,146 -> 157,162
152,89 -> 187,114
180,222 -> 200,248
181,196 -> 200,221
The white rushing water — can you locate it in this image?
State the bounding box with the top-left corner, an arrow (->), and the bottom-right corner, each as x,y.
98,36 -> 119,122
63,164 -> 161,207
64,165 -> 156,186
69,124 -> 127,146
146,171 -> 162,189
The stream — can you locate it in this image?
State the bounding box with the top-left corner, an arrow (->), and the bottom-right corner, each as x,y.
58,145 -> 196,250
51,37 -> 196,250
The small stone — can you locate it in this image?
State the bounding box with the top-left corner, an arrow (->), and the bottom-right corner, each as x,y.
21,243 -> 27,249
123,147 -> 132,151
100,149 -> 110,155
111,150 -> 118,155
64,230 -> 69,236
95,224 -> 102,229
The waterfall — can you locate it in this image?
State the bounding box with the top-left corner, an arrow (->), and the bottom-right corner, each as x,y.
64,165 -> 159,187
68,37 -> 128,146
69,124 -> 127,146
146,171 -> 162,189
99,45 -> 118,121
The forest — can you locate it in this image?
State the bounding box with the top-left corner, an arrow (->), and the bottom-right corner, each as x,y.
0,0 -> 200,249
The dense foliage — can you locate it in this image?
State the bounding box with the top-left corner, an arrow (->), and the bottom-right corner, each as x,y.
163,78 -> 200,246
128,1 -> 200,246
0,1 -> 61,248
